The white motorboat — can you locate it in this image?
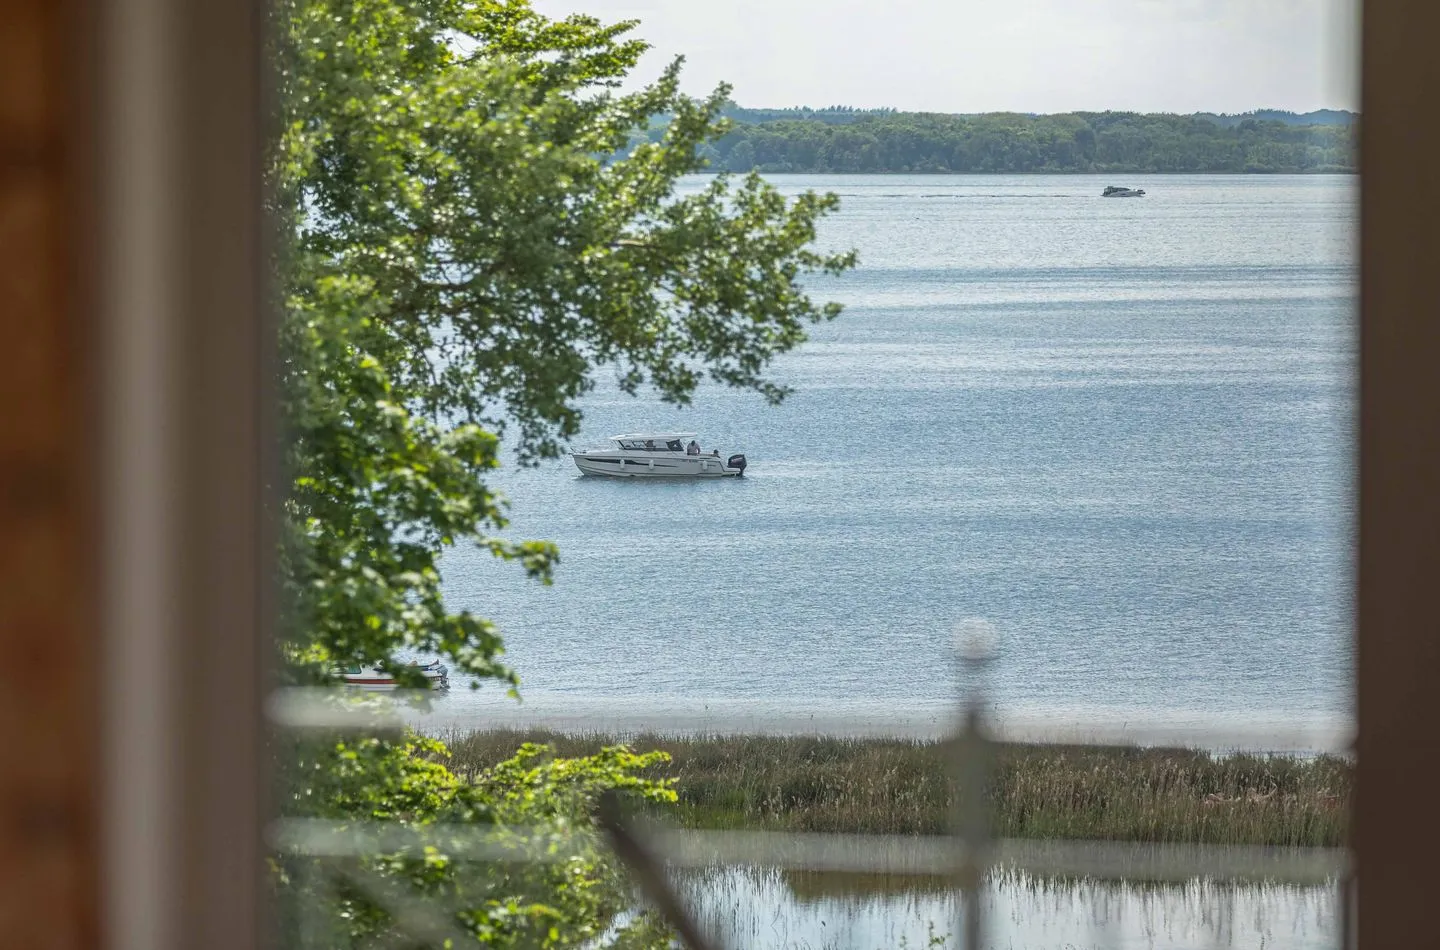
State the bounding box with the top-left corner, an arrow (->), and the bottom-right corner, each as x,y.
571,432 -> 747,478
1102,185 -> 1146,197
337,659 -> 450,690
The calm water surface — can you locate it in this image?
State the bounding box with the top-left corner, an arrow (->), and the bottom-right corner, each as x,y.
427,174 -> 1355,737
677,868 -> 1337,950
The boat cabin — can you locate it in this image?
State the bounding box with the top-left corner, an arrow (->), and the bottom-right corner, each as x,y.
610,432 -> 697,452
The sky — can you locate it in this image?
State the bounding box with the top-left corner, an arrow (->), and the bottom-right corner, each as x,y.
531,0 -> 1359,115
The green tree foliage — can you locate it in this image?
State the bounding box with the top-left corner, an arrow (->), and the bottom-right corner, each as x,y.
274,736 -> 679,947
269,0 -> 854,944
272,0 -> 855,688
657,110 -> 1357,174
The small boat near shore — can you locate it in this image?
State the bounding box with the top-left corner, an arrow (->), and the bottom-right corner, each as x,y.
1102,185 -> 1146,198
572,432 -> 747,478
338,659 -> 450,690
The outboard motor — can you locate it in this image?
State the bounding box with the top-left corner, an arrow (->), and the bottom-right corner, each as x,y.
727,453 -> 747,475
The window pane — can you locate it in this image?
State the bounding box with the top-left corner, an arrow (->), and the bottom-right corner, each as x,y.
268,2 -> 1358,947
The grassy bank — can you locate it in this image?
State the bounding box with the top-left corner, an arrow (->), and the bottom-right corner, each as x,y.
442,731 -> 1350,848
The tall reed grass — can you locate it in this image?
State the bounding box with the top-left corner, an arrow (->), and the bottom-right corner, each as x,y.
440,730 -> 1349,847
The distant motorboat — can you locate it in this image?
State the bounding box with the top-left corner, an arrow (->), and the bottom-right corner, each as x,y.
571,432 -> 747,478
338,659 -> 449,690
1102,185 -> 1146,198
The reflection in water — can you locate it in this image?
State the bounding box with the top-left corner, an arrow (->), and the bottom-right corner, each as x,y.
672,867 -> 1338,950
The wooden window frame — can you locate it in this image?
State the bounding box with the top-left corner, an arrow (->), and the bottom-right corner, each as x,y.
1356,2 -> 1440,946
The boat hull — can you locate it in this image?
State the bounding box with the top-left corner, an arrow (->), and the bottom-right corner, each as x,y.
338,662 -> 449,690
572,453 -> 744,478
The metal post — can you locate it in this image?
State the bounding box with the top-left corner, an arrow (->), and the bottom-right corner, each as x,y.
597,791 -> 720,950
952,621 -> 996,950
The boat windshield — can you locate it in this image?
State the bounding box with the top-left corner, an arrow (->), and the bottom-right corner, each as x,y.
616,439 -> 686,451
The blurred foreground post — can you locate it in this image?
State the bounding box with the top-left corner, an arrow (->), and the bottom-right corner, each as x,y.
0,0 -> 267,948
951,622 -> 996,950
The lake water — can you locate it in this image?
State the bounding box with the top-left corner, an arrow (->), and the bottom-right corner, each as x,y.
677,868 -> 1339,950
427,174 -> 1356,744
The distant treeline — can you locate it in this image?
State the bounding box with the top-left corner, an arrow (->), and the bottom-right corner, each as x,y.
1192,108 -> 1355,128
720,104 -> 902,125
721,104 -> 1356,129
642,106 -> 1358,174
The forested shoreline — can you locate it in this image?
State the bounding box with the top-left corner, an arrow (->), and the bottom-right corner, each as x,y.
658,107 -> 1358,174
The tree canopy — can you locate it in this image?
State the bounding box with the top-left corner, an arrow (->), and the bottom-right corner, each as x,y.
273,0 -> 855,690
270,1 -> 853,944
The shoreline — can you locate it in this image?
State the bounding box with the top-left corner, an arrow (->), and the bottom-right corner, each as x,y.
406,697 -> 1353,755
